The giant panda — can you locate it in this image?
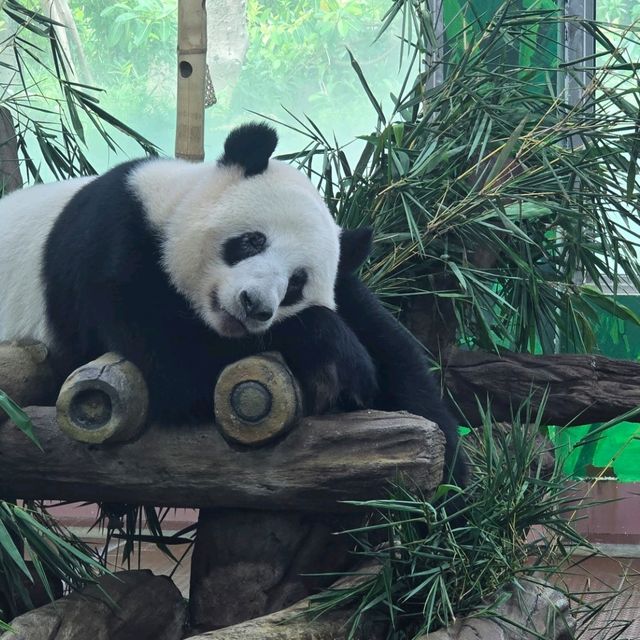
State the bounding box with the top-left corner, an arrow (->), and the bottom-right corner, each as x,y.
0,122 -> 466,484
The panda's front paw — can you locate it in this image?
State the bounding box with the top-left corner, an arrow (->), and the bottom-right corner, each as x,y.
295,342 -> 378,415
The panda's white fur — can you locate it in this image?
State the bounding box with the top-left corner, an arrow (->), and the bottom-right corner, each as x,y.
0,153 -> 339,344
129,158 -> 340,337
0,176 -> 94,343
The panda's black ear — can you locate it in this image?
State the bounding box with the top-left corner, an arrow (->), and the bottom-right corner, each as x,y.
339,227 -> 373,273
219,122 -> 278,177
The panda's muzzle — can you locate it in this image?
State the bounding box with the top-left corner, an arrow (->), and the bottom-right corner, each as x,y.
240,290 -> 275,323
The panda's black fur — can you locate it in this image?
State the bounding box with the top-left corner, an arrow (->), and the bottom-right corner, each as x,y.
40,123 -> 466,485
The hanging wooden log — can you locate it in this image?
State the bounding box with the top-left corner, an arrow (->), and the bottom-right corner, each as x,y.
444,347 -> 640,427
214,352 -> 303,446
175,0 -> 207,160
0,340 -> 57,409
0,406 -> 445,511
55,353 -> 149,444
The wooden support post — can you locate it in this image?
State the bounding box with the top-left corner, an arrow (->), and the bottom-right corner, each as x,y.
176,0 -> 207,161
189,509 -> 357,632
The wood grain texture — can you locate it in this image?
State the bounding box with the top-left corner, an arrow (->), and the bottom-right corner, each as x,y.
0,407 -> 444,511
445,347 -> 640,426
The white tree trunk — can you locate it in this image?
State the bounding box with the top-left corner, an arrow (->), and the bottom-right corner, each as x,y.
206,0 -> 248,96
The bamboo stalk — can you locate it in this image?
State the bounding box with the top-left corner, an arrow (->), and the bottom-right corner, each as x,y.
175,0 -> 207,161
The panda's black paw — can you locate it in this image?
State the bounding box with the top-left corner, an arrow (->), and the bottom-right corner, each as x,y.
295,344 -> 378,415
269,305 -> 378,416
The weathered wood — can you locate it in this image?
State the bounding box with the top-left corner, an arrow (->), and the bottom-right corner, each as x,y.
189,509 -> 356,631
445,347 -> 640,427
0,570 -> 186,640
214,352 -> 302,446
0,340 -> 57,408
56,353 -> 149,444
0,407 -> 444,511
187,565 -> 385,640
176,0 -> 207,161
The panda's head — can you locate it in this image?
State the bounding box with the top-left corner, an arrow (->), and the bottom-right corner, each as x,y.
141,123 -> 369,338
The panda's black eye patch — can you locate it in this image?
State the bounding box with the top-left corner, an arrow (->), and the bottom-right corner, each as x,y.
281,268 -> 308,307
223,232 -> 267,265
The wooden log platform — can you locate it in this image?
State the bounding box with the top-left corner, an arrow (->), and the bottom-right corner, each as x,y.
0,407 -> 445,511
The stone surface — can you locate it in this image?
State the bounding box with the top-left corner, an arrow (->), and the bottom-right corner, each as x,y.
0,570 -> 186,640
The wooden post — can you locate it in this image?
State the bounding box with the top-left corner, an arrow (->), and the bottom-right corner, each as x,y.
175,0 -> 207,161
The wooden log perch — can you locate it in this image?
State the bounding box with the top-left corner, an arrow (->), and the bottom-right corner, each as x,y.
214,352 -> 303,446
0,340 -> 57,408
188,574 -> 573,640
445,347 -> 640,427
0,407 -> 445,511
56,353 -> 149,444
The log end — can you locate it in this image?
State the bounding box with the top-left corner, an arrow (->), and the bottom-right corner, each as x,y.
214,352 -> 302,446
56,353 -> 149,444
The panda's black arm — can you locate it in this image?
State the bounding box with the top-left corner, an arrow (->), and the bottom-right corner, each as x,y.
335,272 -> 467,485
265,306 -> 378,415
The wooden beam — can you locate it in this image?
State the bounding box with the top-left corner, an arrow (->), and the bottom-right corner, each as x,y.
0,407 -> 444,511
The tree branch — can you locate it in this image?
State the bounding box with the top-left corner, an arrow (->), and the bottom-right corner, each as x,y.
445,347 -> 640,426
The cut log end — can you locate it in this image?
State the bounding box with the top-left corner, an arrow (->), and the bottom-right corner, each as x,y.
56,353 -> 149,444
214,352 -> 302,446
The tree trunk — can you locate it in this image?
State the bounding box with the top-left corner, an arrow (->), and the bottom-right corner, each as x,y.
0,107 -> 22,194
206,0 -> 248,96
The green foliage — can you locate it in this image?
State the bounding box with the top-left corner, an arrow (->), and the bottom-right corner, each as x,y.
309,403 -> 630,639
278,0 -> 640,354
0,0 -> 157,181
71,0 -> 177,121
239,0 -> 391,106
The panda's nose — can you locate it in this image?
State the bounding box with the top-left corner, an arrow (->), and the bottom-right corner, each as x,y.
240,290 -> 274,322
